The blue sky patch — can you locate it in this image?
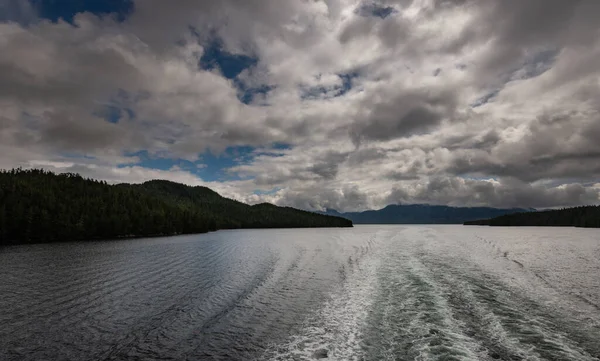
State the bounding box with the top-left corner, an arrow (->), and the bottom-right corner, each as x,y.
120,146 -> 271,182
301,85 -> 334,100
471,89 -> 500,108
94,90 -> 136,123
120,151 -> 196,172
29,0 -> 134,23
200,38 -> 258,79
270,142 -> 292,151
301,72 -> 359,100
196,146 -> 258,181
94,105 -> 125,124
236,83 -> 273,105
197,35 -> 272,104
516,49 -> 558,80
200,144 -> 290,181
251,142 -> 292,157
253,188 -> 281,196
338,72 -> 359,96
472,49 -> 558,108
356,3 -> 397,19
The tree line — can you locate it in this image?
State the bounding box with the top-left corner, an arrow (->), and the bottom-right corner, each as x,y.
0,168 -> 352,245
464,206 -> 600,228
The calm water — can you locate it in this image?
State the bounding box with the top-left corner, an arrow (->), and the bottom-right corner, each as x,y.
1,225 -> 600,360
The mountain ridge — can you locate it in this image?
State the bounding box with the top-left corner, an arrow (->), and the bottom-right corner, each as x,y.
0,169 -> 352,245
319,204 -> 530,224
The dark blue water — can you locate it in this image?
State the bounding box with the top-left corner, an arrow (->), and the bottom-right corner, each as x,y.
1,226 -> 599,360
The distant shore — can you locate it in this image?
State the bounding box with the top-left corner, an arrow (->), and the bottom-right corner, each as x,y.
464,205 -> 600,228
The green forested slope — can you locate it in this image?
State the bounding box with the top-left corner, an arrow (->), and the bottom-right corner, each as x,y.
0,169 -> 352,245
464,206 -> 600,227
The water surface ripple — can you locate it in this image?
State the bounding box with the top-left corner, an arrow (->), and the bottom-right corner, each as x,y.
1,226 -> 599,360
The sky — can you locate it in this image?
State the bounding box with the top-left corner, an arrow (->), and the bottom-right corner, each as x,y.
1,0 -> 600,212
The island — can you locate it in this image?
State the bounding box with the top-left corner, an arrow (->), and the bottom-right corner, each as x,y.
0,169 -> 352,245
464,206 -> 600,228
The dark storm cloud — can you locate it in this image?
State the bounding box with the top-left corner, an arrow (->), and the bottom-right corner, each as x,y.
346,147 -> 389,166
37,110 -> 127,151
355,106 -> 441,142
249,150 -> 350,186
460,1 -> 600,87
309,151 -> 349,180
348,86 -> 458,146
0,21 -> 145,106
443,130 -> 501,151
445,110 -> 600,184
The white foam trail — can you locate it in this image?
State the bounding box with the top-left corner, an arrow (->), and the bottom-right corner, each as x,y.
374,239 -> 484,361
263,231 -> 386,361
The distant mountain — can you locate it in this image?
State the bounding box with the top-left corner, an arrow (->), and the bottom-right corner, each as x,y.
0,169 -> 352,245
464,205 -> 600,228
320,204 -> 529,224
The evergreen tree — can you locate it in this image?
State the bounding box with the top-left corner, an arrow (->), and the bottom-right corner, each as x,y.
464,206 -> 600,227
0,168 -> 352,245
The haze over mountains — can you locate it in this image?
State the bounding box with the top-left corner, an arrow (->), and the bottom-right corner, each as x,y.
321,204 -> 529,225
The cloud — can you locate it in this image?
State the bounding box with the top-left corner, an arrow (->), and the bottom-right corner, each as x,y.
0,0 -> 38,24
349,87 -> 458,145
386,177 -> 600,209
1,0 -> 599,211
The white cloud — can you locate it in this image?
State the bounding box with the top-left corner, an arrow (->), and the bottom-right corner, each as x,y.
1,0 -> 599,211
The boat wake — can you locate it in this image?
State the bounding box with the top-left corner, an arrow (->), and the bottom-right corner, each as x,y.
263,227 -> 600,361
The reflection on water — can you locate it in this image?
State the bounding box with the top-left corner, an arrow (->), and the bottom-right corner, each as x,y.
1,226 -> 599,360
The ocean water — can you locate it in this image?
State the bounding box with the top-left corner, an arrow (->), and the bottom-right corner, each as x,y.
1,225 -> 599,360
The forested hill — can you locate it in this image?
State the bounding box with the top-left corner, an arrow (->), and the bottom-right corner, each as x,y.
0,169 -> 352,245
464,206 -> 600,228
